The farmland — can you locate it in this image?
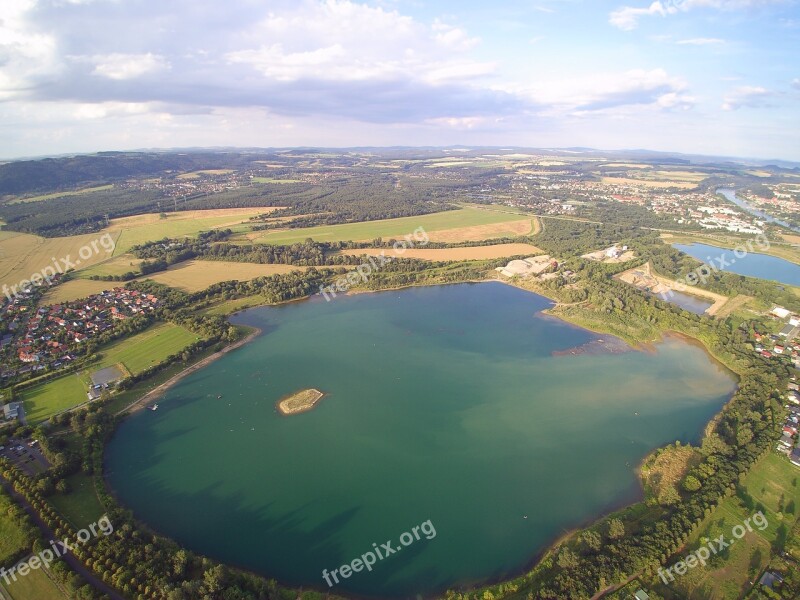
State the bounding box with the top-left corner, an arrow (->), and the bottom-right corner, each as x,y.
140,260 -> 307,292
106,207 -> 280,254
251,207 -> 534,245
39,279 -> 115,304
0,207 -> 281,289
0,230 -> 119,291
339,243 -> 543,261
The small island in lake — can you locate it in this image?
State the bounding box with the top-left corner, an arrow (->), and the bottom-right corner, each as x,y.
277,388 -> 326,415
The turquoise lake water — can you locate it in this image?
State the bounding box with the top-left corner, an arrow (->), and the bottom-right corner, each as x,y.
105,282 -> 736,598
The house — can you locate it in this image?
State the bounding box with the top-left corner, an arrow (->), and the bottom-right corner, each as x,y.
778,434 -> 794,448
780,324 -> 794,337
3,401 -> 22,421
759,571 -> 784,590
634,591 -> 650,600
791,448 -> 800,467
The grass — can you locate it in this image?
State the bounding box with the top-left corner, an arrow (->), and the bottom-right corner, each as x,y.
21,373 -> 88,425
9,185 -> 113,204
21,323 -> 199,423
199,295 -> 267,316
91,322 -> 199,375
140,260 -> 306,292
3,566 -> 68,600
647,453 -> 800,599
0,493 -> 30,566
48,472 -> 105,528
252,207 -> 532,245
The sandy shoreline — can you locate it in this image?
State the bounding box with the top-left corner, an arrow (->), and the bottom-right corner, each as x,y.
114,327 -> 262,416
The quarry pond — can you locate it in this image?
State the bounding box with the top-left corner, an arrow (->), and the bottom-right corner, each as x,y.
105,282 -> 736,598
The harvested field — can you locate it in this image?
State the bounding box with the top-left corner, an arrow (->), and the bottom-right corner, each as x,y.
600,177 -> 696,189
254,207 -> 533,245
426,219 -> 536,242
40,279 -> 115,304
339,243 -> 543,261
140,260 -> 306,292
0,230 -> 119,290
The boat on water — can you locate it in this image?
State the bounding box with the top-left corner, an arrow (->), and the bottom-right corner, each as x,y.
148,404 -> 159,411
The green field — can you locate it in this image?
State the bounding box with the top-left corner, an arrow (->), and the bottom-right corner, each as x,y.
110,208 -> 273,255
21,323 -> 199,423
3,566 -> 68,600
20,373 -> 88,425
252,207 -> 531,245
91,322 -> 199,374
0,493 -> 30,566
48,473 -> 105,528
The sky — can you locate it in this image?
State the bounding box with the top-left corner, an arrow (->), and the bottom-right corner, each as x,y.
1,0 -> 798,160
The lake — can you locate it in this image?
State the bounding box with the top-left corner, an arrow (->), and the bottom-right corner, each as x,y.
105,282 -> 736,598
673,242 -> 800,287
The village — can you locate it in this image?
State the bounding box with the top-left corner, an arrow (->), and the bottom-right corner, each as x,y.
0,287 -> 159,382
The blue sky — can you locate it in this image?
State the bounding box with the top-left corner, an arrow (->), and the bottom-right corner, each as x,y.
1,0 -> 798,160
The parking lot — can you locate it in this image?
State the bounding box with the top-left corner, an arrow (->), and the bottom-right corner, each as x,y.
0,438 -> 51,475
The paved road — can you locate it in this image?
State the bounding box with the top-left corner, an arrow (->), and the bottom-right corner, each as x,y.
0,476 -> 126,600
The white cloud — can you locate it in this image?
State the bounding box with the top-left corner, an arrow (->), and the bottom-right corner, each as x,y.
676,37 -> 725,44
610,0 -> 783,30
610,2 -> 672,31
91,53 -> 170,80
792,78 -> 800,89
721,85 -> 773,110
516,68 -> 693,114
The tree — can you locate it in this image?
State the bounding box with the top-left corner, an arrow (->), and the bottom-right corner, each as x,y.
683,475 -> 702,492
607,518 -> 625,540
556,548 -> 579,569
579,530 -> 602,552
